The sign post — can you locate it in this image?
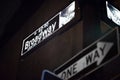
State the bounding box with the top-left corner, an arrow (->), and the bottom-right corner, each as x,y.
54,28 -> 119,80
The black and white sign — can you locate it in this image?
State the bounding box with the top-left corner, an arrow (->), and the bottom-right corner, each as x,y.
54,28 -> 119,80
21,1 -> 75,56
106,1 -> 120,26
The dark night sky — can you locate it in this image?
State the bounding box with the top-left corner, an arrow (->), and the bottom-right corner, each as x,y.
0,0 -> 44,49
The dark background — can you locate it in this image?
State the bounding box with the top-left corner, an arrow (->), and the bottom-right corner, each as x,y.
0,0 -> 120,80
0,0 -> 44,50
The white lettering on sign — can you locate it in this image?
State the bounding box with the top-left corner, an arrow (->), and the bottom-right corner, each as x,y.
60,63 -> 77,79
24,22 -> 56,51
57,42 -> 113,80
21,1 -> 75,56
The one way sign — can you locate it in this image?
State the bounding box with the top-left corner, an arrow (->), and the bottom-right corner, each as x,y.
85,42 -> 113,66
54,28 -> 119,80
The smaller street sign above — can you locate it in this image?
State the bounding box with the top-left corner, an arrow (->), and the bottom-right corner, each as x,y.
21,1 -> 76,56
54,28 -> 119,80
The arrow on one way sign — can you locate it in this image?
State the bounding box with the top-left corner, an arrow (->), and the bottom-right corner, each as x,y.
56,42 -> 113,80
54,28 -> 119,80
